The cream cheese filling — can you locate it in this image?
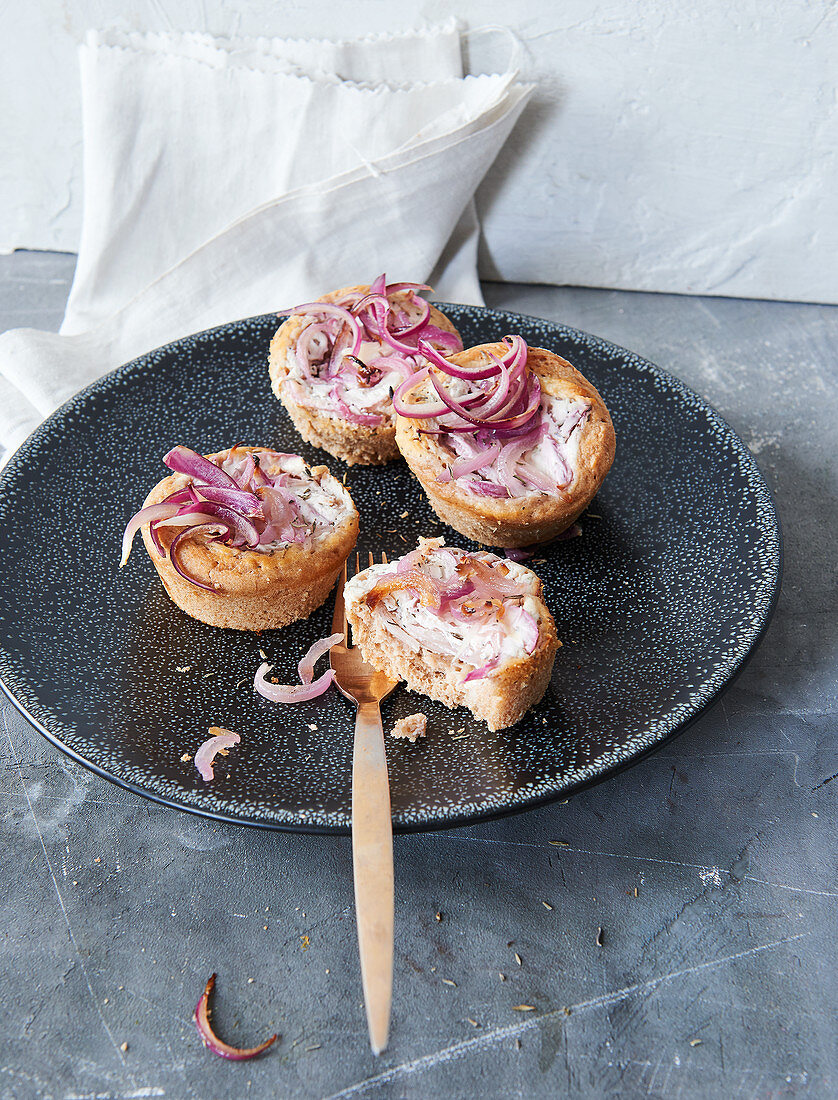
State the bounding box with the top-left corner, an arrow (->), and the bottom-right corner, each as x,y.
433,387 -> 590,497
345,542 -> 544,675
220,450 -> 354,551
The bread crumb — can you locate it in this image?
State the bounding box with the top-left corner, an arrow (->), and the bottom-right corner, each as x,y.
391,713 -> 427,742
175,665 -> 191,673
180,753 -> 192,762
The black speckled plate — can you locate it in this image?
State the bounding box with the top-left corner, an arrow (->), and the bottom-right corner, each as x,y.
0,306 -> 781,832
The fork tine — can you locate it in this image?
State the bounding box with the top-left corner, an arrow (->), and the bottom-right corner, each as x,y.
382,551 -> 388,564
356,551 -> 360,575
331,558 -> 348,640
368,551 -> 374,568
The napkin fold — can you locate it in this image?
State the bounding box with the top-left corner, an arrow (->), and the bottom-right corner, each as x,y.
0,24 -> 532,457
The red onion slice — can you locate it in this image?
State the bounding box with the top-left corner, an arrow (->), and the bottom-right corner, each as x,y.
419,340 -> 499,380
392,367 -> 452,419
297,633 -> 344,684
420,325 -> 462,350
152,510 -> 232,529
194,728 -> 241,782
388,296 -> 430,337
120,503 -> 184,567
517,610 -> 540,654
449,443 -> 502,479
462,557 -> 526,596
194,973 -> 278,1060
384,279 -> 433,296
193,484 -> 264,517
163,446 -> 240,490
333,391 -> 384,427
254,662 -> 336,703
181,501 -> 260,547
464,658 -> 500,682
279,302 -> 362,351
169,524 -> 228,591
469,480 -> 510,498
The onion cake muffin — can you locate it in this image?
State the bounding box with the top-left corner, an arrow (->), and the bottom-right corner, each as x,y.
121,445 -> 358,630
391,330 -> 615,545
344,537 -> 559,731
268,275 -> 462,465
394,336 -> 615,547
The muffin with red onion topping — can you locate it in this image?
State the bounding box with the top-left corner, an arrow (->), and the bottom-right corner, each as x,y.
268,275 -> 462,465
344,537 -> 559,731
120,445 -> 358,630
394,337 -> 615,548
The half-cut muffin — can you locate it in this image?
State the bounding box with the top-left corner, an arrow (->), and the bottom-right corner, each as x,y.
268,276 -> 461,465
344,537 -> 559,731
121,445 -> 358,631
394,336 -> 615,547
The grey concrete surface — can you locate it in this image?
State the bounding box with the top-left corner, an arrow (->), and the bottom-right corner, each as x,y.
0,251 -> 836,1099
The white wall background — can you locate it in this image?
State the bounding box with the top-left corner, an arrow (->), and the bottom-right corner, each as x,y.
4,1 -> 837,303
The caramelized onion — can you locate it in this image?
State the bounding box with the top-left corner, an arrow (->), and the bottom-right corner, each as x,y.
366,570 -> 443,609
194,973 -> 278,1060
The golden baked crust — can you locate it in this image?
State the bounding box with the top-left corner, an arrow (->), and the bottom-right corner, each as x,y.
268,284 -> 461,466
345,546 -> 560,731
395,343 -> 615,547
139,446 -> 358,631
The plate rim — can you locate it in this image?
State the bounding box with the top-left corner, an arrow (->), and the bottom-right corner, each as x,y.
0,304 -> 784,833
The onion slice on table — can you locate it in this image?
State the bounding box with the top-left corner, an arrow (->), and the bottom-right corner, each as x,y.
253,633 -> 344,704
194,973 -> 278,1061
194,728 -> 241,782
298,632 -> 344,683
254,663 -> 335,703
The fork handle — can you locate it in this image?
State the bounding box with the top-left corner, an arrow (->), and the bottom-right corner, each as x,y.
351,700 -> 394,1056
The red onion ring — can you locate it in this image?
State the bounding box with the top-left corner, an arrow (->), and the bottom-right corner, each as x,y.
464,658 -> 500,682
194,973 -> 278,1060
254,662 -> 336,703
120,503 -> 184,567
192,484 -> 264,517
298,633 -> 344,683
449,443 -> 502,480
280,302 -> 362,354
194,728 -> 241,782
164,446 -> 240,490
169,524 -> 228,590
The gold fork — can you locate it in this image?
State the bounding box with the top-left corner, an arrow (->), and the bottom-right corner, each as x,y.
330,551 -> 398,1055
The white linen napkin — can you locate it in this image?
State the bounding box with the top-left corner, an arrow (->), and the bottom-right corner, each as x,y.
0,25 -> 531,457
